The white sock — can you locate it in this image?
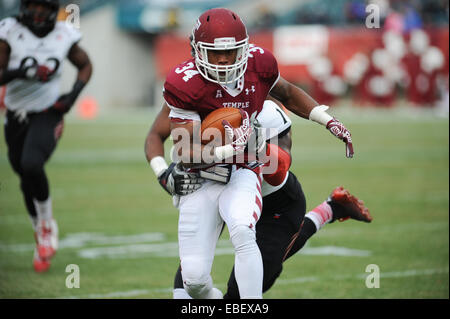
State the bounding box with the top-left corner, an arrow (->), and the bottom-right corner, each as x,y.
209,287 -> 223,299
173,288 -> 193,299
175,286 -> 222,299
29,215 -> 38,231
33,197 -> 52,221
305,201 -> 333,231
202,287 -> 223,299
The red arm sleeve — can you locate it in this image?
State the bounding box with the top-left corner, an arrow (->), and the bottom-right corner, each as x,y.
262,143 -> 291,186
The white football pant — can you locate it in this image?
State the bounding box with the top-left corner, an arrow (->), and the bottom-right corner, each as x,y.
178,167 -> 264,299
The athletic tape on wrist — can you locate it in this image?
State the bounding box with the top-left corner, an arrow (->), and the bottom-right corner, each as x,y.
309,105 -> 333,126
150,156 -> 169,177
214,144 -> 235,161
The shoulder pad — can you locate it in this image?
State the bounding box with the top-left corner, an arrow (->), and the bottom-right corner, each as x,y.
164,59 -> 207,108
247,45 -> 279,78
0,17 -> 19,42
54,21 -> 82,44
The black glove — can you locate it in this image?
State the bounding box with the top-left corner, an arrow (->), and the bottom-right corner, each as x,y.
1,62 -> 56,85
158,162 -> 204,196
0,65 -> 34,85
50,80 -> 86,114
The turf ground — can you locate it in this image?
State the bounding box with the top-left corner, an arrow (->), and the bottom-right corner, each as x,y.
0,105 -> 448,299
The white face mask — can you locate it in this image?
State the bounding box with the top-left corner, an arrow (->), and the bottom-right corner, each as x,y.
193,36 -> 249,85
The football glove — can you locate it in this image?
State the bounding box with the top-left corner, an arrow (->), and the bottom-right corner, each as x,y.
222,109 -> 252,154
158,162 -> 204,196
33,65 -> 54,82
20,64 -> 53,82
0,64 -> 40,85
326,118 -> 354,158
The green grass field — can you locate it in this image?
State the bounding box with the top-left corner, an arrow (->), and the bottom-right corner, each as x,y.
0,106 -> 448,299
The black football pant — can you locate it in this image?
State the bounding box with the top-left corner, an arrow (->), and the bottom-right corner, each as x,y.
173,172 -> 318,298
4,110 -> 63,218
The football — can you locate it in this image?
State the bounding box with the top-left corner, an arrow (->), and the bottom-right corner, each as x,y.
201,107 -> 242,145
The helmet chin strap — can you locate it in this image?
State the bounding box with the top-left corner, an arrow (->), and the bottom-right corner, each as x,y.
207,68 -> 238,86
28,22 -> 54,37
223,74 -> 239,89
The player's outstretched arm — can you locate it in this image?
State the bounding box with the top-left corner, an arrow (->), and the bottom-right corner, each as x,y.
270,76 -> 354,158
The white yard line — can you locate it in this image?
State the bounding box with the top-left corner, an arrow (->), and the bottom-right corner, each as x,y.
58,267 -> 449,299
0,232 -> 167,252
76,242 -> 371,259
0,233 -> 371,258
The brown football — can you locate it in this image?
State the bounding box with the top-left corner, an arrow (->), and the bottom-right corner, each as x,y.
201,108 -> 242,145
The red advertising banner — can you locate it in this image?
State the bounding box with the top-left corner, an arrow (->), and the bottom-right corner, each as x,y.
154,26 -> 449,106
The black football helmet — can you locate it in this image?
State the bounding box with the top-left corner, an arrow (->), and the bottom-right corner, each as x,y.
19,0 -> 60,37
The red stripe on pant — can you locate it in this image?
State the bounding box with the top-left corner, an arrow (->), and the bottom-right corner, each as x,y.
250,176 -> 263,229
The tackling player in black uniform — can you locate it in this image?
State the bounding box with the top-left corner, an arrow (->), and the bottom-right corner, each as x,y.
145,100 -> 372,298
0,0 -> 92,272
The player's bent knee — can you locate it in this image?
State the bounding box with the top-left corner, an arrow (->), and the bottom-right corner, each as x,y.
182,273 -> 211,299
181,260 -> 211,298
183,280 -> 210,299
20,158 -> 44,177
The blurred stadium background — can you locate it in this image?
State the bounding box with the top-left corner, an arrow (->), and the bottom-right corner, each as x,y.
0,0 -> 448,299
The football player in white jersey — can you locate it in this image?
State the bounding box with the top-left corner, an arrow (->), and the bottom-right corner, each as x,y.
145,99 -> 373,298
0,0 -> 92,272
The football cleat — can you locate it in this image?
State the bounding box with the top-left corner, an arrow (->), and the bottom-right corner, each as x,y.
33,248 -> 51,273
36,219 -> 59,260
327,186 -> 373,223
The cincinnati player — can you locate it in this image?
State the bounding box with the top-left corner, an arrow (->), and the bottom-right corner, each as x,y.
223,100 -> 371,298
145,100 -> 372,298
0,0 -> 92,272
159,8 -> 353,299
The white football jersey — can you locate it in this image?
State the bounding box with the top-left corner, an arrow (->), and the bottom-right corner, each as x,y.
0,17 -> 81,112
257,100 -> 293,197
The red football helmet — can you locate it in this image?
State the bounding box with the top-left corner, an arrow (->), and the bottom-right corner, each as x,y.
191,8 -> 249,85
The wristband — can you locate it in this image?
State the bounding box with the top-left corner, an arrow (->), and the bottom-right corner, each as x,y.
68,79 -> 86,103
72,79 -> 86,96
309,105 -> 333,126
214,144 -> 235,161
150,156 -> 168,177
